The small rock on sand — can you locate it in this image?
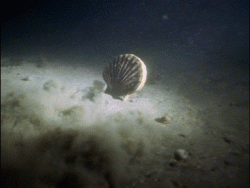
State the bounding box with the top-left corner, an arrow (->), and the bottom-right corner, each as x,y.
155,116 -> 171,124
174,149 -> 189,161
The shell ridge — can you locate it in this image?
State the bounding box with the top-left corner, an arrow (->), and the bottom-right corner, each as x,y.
120,63 -> 140,83
119,63 -> 133,83
120,69 -> 139,85
119,57 -> 139,80
117,57 -> 128,79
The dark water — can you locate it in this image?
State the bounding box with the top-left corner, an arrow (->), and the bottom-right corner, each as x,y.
1,0 -> 249,68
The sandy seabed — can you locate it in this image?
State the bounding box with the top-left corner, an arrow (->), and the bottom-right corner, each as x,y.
1,56 -> 249,188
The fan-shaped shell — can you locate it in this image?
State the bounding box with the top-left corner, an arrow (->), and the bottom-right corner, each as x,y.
103,54 -> 147,101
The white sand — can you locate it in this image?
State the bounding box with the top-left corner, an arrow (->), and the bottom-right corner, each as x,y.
1,56 -> 249,187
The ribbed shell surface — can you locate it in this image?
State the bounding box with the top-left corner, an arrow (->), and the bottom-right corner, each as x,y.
103,54 -> 147,100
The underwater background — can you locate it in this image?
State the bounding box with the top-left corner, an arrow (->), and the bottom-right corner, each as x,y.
1,0 -> 249,187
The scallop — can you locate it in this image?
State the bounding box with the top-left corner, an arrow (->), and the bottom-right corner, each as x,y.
103,54 -> 147,101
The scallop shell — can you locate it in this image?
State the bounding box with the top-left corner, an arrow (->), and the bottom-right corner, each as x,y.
103,54 -> 147,101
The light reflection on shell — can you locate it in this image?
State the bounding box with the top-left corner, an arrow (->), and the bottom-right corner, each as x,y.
103,54 -> 147,101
